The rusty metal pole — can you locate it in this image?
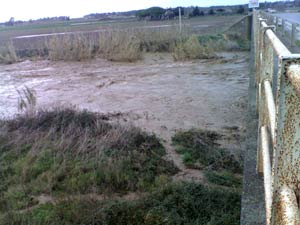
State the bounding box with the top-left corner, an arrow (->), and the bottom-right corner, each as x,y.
256,10 -> 300,225
272,185 -> 300,225
261,126 -> 272,225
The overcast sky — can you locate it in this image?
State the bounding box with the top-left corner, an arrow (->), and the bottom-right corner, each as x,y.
0,0 -> 277,22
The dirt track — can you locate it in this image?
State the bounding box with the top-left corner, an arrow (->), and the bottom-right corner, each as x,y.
0,52 -> 249,181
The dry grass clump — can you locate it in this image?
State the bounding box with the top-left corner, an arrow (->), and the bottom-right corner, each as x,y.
0,41 -> 18,64
47,34 -> 94,61
136,27 -> 185,52
17,86 -> 37,113
173,35 -> 216,61
98,30 -> 142,62
213,34 -> 242,51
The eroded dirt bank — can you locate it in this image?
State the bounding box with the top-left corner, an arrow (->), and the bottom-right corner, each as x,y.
0,52 -> 249,179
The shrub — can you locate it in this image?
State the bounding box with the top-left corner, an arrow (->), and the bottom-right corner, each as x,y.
47,34 -> 94,61
173,35 -> 216,61
137,27 -> 181,52
98,30 -> 142,62
0,41 -> 18,64
204,170 -> 242,188
172,129 -> 242,173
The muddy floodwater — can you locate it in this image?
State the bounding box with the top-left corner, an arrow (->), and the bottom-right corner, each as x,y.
0,52 -> 249,177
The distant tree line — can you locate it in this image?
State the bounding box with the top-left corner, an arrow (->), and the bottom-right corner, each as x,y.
136,7 -> 186,20
135,5 -> 248,21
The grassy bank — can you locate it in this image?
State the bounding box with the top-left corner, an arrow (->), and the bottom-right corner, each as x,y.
6,182 -> 240,225
0,109 -> 242,224
172,129 -> 243,189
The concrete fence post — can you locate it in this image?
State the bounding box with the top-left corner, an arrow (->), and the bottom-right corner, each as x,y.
291,23 -> 296,47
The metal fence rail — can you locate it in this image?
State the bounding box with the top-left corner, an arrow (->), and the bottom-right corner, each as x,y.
260,11 -> 300,51
254,9 -> 300,225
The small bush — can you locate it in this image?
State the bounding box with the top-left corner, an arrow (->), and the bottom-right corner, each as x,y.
173,35 -> 216,61
47,34 -> 94,61
137,27 -> 181,52
98,30 -> 142,62
172,129 -> 242,173
198,34 -> 243,52
0,41 -> 18,64
204,170 -> 242,188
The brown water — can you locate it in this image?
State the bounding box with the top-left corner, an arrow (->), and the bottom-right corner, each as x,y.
0,52 -> 249,179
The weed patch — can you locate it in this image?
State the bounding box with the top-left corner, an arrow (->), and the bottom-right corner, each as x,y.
173,35 -> 216,61
2,182 -> 241,225
0,41 -> 18,64
98,30 -> 142,62
204,170 -> 242,188
172,129 -> 242,173
47,34 -> 94,61
0,108 -> 177,220
0,110 -> 243,224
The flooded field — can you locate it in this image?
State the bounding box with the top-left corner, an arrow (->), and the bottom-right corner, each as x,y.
0,52 -> 249,176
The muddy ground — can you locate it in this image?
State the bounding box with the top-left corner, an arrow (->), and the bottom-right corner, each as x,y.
0,52 -> 249,181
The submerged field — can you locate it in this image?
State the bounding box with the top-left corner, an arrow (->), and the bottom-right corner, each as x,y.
0,15 -> 249,224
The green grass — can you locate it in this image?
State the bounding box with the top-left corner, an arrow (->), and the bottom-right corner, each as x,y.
2,182 -> 241,225
204,170 -> 242,188
0,108 -> 178,220
0,109 -> 242,224
172,128 -> 243,192
172,129 -> 242,173
198,33 -> 249,51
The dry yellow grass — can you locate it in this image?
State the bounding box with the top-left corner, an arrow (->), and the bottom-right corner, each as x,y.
41,27 -> 243,62
98,30 -> 142,62
173,35 -> 216,61
0,41 -> 18,64
47,34 -> 94,61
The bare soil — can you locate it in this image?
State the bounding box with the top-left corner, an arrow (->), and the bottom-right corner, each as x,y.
0,52 -> 249,181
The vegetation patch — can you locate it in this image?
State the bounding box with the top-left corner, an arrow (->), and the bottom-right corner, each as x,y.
0,110 -> 243,224
198,33 -> 249,51
8,30 -> 249,63
98,30 -> 142,62
171,129 -> 243,224
2,181 -> 241,225
0,108 -> 177,222
47,34 -> 94,61
204,170 -> 242,188
172,33 -> 249,61
0,41 -> 18,64
172,129 -> 242,173
173,35 -> 216,61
